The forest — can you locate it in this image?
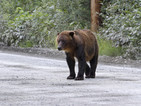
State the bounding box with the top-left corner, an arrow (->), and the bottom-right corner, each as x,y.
0,0 -> 140,60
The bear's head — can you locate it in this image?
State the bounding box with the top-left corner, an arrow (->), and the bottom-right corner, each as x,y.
56,31 -> 74,52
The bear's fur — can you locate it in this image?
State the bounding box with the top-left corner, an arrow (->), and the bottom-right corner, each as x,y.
56,29 -> 98,80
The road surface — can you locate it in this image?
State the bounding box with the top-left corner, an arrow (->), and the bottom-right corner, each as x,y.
0,51 -> 141,106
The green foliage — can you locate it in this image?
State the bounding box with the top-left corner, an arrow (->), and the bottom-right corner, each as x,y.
1,6 -> 55,47
19,40 -> 33,48
98,36 -> 122,56
0,0 -> 140,60
0,0 -> 90,47
100,0 -> 141,59
58,0 -> 90,29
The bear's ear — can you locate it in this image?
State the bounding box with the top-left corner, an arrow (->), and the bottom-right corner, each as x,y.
57,33 -> 60,36
69,32 -> 74,38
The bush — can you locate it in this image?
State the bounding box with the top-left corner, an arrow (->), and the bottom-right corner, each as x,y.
0,0 -> 89,47
99,0 -> 141,59
1,7 -> 55,47
0,0 -> 140,60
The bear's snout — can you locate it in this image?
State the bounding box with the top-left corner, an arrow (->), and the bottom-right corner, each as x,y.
58,46 -> 62,51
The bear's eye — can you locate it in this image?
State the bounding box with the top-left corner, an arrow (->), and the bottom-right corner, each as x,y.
58,40 -> 65,44
61,40 -> 65,44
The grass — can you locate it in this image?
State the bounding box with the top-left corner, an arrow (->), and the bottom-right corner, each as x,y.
97,36 -> 122,57
19,40 -> 33,48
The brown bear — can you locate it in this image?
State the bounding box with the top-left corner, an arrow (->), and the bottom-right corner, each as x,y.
56,29 -> 98,80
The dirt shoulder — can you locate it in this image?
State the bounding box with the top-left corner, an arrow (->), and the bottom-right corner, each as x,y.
0,45 -> 141,68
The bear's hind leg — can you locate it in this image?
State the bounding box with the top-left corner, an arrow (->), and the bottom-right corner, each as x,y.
85,63 -> 90,78
89,54 -> 98,78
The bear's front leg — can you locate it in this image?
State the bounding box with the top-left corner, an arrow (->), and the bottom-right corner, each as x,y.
75,47 -> 86,80
75,58 -> 86,80
66,53 -> 76,79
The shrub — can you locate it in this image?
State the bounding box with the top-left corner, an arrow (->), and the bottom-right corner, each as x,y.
1,7 -> 55,47
0,0 -> 88,47
100,0 -> 141,59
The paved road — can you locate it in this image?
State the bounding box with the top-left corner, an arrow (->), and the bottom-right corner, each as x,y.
0,51 -> 141,106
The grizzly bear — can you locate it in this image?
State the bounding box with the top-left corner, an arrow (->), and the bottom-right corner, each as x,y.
56,29 -> 98,80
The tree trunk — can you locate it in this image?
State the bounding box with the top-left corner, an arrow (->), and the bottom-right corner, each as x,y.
91,0 -> 101,32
